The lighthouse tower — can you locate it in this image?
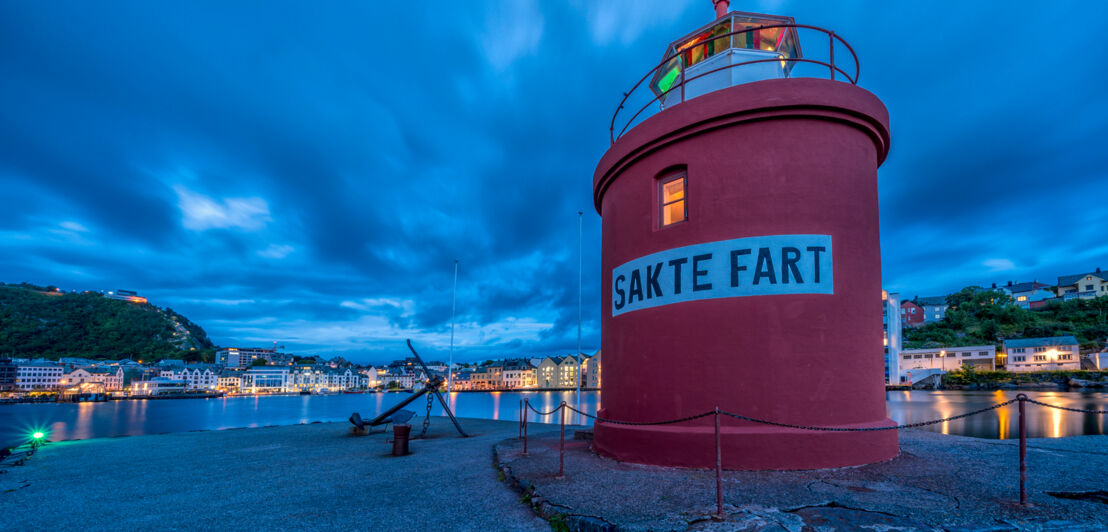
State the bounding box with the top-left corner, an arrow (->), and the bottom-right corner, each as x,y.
592,1 -> 896,470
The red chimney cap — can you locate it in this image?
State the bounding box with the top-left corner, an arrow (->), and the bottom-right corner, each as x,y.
713,0 -> 730,19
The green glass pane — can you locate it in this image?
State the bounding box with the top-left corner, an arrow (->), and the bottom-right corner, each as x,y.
657,65 -> 681,94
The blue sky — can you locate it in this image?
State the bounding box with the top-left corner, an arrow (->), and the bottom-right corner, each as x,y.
2,1 -> 1106,364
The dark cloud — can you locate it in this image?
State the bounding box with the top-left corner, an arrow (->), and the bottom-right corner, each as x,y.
2,1 -> 1106,363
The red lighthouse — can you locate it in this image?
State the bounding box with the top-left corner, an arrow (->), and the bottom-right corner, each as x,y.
592,2 -> 896,470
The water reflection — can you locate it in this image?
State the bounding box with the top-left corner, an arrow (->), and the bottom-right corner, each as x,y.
885,390 -> 1108,439
2,390 -> 1106,446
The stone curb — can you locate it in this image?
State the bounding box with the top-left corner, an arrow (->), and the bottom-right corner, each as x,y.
493,439 -> 618,532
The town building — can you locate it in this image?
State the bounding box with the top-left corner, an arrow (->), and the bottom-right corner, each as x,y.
584,351 -> 601,389
916,296 -> 949,323
883,291 -> 902,385
216,347 -> 276,369
537,356 -> 579,389
166,365 -> 220,390
14,361 -> 64,391
1056,269 -> 1108,300
218,370 -> 243,392
1003,336 -> 1081,372
899,300 -> 924,328
242,366 -> 290,393
993,281 -> 1054,309
130,378 -> 186,396
86,367 -> 125,391
897,345 -> 996,383
0,358 -> 17,393
60,368 -> 94,387
502,360 -> 536,389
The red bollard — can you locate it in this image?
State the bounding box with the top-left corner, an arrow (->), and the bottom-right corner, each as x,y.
522,398 -> 529,456
1018,394 -> 1027,505
714,407 -> 723,518
392,424 -> 411,456
559,401 -> 566,478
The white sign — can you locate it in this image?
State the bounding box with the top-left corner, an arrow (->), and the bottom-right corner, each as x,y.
612,234 -> 833,316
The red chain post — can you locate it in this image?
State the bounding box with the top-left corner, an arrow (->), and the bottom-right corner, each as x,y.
1018,393 -> 1027,505
829,31 -> 836,81
522,398 -> 529,456
558,401 -> 567,478
715,406 -> 724,518
518,399 -> 523,439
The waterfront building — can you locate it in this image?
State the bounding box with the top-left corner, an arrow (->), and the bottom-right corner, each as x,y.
916,296 -> 950,323
380,368 -> 415,390
174,365 -> 220,390
0,358 -> 17,393
537,356 -> 578,389
130,378 -> 186,396
60,368 -> 94,387
242,366 -> 290,393
14,361 -> 63,391
1003,336 -> 1081,372
218,369 -> 243,391
502,360 -> 536,389
584,350 -> 601,389
472,363 -> 503,390
358,366 -> 379,388
897,345 -> 996,383
451,370 -> 473,391
883,291 -> 902,385
86,367 -> 125,391
1091,351 -> 1107,370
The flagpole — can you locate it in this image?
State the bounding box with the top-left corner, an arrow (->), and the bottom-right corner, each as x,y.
576,211 -> 583,422
448,259 -> 458,393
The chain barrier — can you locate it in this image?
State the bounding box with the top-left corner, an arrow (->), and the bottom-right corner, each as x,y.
518,395 -> 1107,511
1023,398 -> 1108,415
524,397 -> 1107,431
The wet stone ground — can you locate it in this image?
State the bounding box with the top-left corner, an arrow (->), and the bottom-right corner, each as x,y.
495,428 -> 1108,531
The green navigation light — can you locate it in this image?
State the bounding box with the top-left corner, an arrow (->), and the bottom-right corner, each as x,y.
657,66 -> 681,94
32,432 -> 44,440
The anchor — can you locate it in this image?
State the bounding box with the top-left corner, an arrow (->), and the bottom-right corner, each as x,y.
349,339 -> 468,438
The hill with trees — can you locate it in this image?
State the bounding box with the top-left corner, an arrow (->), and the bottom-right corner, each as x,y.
0,282 -> 215,361
903,286 -> 1108,352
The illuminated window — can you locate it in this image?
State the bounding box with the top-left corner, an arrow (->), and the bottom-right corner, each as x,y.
660,173 -> 687,227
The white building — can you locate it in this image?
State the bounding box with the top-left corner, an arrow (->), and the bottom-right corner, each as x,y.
131,378 -> 187,396
584,350 -> 602,389
916,296 -> 949,324
898,345 -> 996,383
537,356 -> 579,389
502,361 -> 536,389
218,370 -> 243,391
163,365 -> 220,390
86,367 -> 125,391
883,291 -> 902,385
216,347 -> 275,369
1003,336 -> 1081,372
242,367 -> 290,393
15,362 -> 64,391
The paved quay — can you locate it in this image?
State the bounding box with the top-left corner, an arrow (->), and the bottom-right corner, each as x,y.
496,428 -> 1108,531
0,417 -> 549,531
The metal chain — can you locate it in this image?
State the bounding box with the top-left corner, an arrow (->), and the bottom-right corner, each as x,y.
525,397 -> 1106,433
720,399 -> 1019,432
1023,398 -> 1108,415
419,390 -> 433,438
563,403 -> 716,426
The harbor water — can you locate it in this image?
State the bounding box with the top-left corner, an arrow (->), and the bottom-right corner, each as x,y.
1,390 -> 1106,448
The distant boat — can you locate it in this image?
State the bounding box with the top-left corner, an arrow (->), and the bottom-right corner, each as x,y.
299,390 -> 311,395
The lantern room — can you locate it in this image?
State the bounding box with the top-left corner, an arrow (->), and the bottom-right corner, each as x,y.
649,11 -> 801,109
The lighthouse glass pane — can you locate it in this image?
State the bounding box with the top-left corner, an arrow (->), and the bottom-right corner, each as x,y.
678,20 -> 731,67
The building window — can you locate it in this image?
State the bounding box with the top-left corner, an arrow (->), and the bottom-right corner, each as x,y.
1017,296 -> 1027,302
659,173 -> 687,227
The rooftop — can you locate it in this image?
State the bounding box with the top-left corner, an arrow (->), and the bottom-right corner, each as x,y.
1003,336 -> 1080,348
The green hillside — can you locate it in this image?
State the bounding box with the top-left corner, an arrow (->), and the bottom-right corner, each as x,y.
904,286 -> 1108,351
0,282 -> 215,361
